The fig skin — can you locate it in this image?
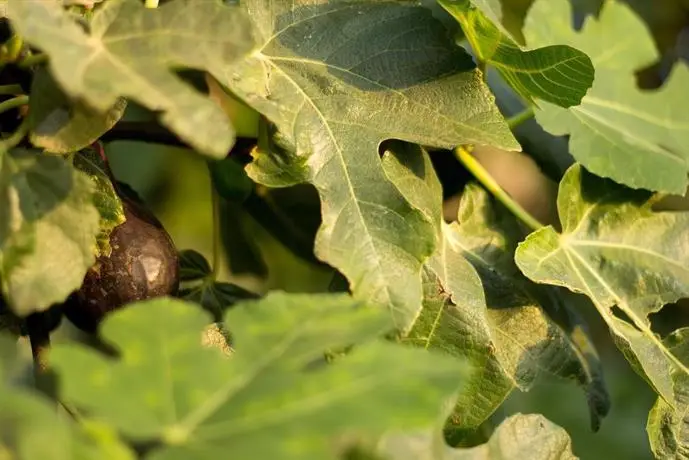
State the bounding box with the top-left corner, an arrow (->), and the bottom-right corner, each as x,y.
63,189 -> 180,333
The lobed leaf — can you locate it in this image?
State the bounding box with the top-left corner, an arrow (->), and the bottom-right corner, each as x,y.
523,0 -> 689,193
28,68 -> 127,154
647,328 -> 689,459
178,249 -> 212,283
179,281 -> 260,322
516,164 -> 689,440
0,337 -> 135,460
222,0 -> 518,331
0,149 -> 100,315
439,0 -> 594,108
7,0 -> 255,159
51,293 -> 469,460
177,249 -> 260,321
379,413 -> 577,460
382,144 -> 608,430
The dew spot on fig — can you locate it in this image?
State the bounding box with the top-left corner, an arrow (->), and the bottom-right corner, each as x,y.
142,256 -> 163,283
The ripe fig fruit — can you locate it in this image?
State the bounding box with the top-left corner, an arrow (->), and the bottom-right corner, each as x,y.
63,181 -> 180,333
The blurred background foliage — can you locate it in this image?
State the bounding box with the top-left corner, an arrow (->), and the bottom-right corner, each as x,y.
82,1 -> 689,458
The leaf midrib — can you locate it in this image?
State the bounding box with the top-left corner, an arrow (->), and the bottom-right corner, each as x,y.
266,55 -> 495,142
562,244 -> 689,399
261,57 -> 396,314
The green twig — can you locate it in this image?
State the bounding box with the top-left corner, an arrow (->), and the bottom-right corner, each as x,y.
0,117 -> 30,151
0,95 -> 29,114
17,53 -> 48,68
506,106 -> 535,130
455,145 -> 543,232
0,84 -> 24,95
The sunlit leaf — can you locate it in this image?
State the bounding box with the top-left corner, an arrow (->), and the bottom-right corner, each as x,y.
382,144 -> 608,430
0,337 -> 135,460
51,294 -> 469,460
516,164 -> 689,427
379,413 -> 577,460
647,328 -> 689,459
0,149 -> 99,315
8,0 -> 255,158
439,0 -> 594,108
224,1 -> 518,331
28,68 -> 127,154
523,0 -> 689,193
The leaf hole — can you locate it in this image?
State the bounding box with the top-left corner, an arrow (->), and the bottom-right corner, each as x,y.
610,305 -> 638,330
649,299 -> 689,337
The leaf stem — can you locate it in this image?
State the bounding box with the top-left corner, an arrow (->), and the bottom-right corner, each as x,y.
0,84 -> 24,95
17,53 -> 48,68
477,60 -> 487,83
25,315 -> 55,401
0,95 -> 29,115
506,106 -> 535,130
454,145 -> 543,232
0,117 -> 30,151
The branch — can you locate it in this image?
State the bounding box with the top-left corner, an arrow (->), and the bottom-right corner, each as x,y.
100,121 -> 256,163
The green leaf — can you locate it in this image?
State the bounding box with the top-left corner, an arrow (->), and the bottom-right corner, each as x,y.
7,0 -> 255,159
177,249 -> 260,321
523,0 -> 689,193
28,68 -> 127,154
0,337 -> 135,460
647,328 -> 689,459
179,281 -> 260,322
179,280 -> 259,321
379,413 -> 577,460
178,249 -> 211,283
223,1 -> 518,331
72,146 -> 125,258
379,142 -> 510,427
515,164 -> 689,419
468,0 -> 503,27
208,154 -> 254,204
0,149 -> 100,315
382,144 -> 608,430
413,266 -> 515,430
439,0 -> 594,108
51,293 -> 469,460
0,397 -> 136,460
